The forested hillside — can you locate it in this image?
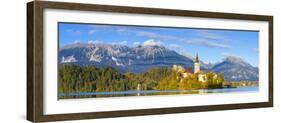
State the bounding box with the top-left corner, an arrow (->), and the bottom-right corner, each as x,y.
59,64 -> 224,98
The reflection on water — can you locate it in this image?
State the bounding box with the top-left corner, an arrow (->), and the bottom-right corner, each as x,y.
59,86 -> 258,99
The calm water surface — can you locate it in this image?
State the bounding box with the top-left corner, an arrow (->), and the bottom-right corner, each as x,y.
59,86 -> 258,99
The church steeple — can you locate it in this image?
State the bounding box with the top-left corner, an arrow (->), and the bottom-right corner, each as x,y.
195,52 -> 199,63
194,53 -> 200,73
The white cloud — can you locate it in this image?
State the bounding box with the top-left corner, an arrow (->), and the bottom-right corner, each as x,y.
88,30 -> 97,35
87,40 -> 128,46
185,38 -> 231,49
87,24 -> 232,49
195,30 -> 228,41
109,41 -> 127,45
168,44 -> 181,49
220,52 -> 243,59
117,28 -> 127,32
137,31 -> 181,41
73,40 -> 81,44
88,40 -> 103,44
185,30 -> 233,48
88,25 -> 112,29
143,39 -> 162,46
119,41 -> 128,45
136,30 -> 230,49
66,29 -> 82,35
179,49 -> 194,59
133,42 -> 141,46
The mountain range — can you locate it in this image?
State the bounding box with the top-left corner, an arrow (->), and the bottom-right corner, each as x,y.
59,43 -> 259,81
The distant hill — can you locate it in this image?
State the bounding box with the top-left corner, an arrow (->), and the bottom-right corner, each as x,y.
211,56 -> 259,81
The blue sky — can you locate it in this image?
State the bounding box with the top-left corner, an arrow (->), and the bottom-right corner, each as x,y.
59,23 -> 259,67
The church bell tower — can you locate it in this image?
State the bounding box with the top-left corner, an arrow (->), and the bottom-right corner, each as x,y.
194,53 -> 200,73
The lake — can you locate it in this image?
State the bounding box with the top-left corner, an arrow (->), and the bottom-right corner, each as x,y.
58,86 -> 259,99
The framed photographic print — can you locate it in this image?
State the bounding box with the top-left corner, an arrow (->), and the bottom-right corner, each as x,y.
27,1 -> 273,122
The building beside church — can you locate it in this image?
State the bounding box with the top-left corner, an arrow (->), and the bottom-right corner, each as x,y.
172,53 -> 216,82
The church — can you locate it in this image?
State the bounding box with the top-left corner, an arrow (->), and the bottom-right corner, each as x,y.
172,53 -> 216,82
193,53 -> 208,82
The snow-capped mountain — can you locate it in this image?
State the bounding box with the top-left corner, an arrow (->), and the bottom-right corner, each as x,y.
211,56 -> 259,81
59,43 -> 258,81
59,43 -> 196,73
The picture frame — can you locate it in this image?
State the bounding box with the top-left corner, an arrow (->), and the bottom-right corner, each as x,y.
27,1 -> 273,122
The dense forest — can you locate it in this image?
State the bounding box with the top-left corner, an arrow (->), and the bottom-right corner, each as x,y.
58,64 -> 225,98
58,64 -> 172,93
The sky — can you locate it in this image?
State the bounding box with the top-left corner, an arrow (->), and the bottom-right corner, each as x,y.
59,23 -> 259,67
